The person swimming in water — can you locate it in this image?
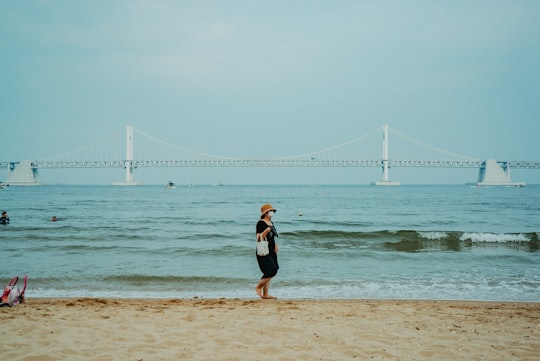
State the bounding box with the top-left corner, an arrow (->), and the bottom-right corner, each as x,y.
0,211 -> 9,225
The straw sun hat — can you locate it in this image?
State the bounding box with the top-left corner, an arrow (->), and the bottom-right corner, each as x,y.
260,203 -> 276,215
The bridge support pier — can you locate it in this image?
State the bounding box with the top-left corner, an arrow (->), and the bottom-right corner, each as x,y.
372,124 -> 400,186
475,159 -> 525,187
6,160 -> 40,186
113,125 -> 139,186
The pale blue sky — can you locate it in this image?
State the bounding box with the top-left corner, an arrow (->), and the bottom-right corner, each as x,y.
1,0 -> 539,185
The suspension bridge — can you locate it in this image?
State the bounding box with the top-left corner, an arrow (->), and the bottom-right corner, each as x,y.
1,125 -> 539,186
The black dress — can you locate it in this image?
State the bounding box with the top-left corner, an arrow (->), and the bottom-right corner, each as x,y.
256,220 -> 279,279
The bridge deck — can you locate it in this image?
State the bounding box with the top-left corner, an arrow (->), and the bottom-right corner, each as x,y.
1,159 -> 539,169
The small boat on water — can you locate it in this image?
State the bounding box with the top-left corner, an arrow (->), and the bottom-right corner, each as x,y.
164,181 -> 176,189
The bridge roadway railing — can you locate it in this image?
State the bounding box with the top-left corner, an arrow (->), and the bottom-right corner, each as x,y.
1,159 -> 540,169
503,161 -> 540,168
130,159 -> 488,168
29,159 -> 383,168
389,160 -> 484,168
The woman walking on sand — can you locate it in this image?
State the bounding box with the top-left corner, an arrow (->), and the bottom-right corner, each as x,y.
255,203 -> 279,299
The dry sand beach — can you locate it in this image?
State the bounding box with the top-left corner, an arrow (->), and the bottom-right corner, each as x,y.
1,298 -> 538,361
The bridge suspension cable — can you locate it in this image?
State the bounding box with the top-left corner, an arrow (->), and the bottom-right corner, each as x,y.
133,128 -> 238,160
274,127 -> 381,160
41,129 -> 125,162
389,126 -> 480,161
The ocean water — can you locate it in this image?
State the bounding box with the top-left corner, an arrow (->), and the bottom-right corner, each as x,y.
0,184 -> 538,301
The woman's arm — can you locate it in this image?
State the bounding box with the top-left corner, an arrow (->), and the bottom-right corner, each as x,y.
258,226 -> 272,241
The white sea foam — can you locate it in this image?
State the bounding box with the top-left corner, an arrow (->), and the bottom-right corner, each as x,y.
460,232 -> 531,243
418,231 -> 449,240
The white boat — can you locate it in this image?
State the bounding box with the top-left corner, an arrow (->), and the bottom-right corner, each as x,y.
164,181 -> 176,189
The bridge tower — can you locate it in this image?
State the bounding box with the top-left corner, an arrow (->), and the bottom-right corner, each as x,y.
113,125 -> 139,186
372,125 -> 400,186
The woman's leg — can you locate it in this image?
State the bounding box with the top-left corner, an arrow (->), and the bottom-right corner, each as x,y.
256,277 -> 270,298
256,277 -> 276,299
262,279 -> 276,299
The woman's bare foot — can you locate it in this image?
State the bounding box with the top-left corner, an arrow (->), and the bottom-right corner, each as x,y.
255,286 -> 263,298
262,295 -> 277,300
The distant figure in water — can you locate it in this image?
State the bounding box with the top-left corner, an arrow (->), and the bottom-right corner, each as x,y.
0,211 -> 9,225
51,216 -> 57,222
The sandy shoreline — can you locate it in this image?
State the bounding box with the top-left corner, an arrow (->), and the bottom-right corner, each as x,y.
1,298 -> 539,361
